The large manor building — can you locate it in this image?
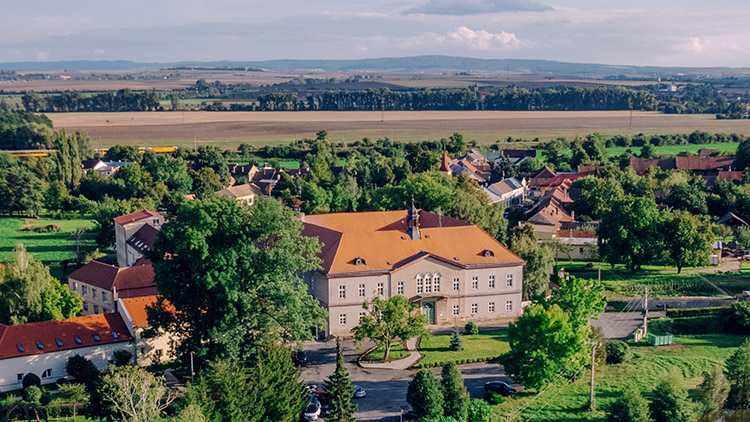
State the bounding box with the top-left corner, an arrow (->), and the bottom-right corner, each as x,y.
301,203 -> 525,337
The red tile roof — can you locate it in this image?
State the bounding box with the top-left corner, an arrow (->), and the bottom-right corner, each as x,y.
126,224 -> 160,253
557,229 -> 598,239
302,210 -> 522,275
0,313 -> 133,359
439,150 -> 452,172
68,260 -> 155,293
113,210 -> 161,226
675,156 -> 735,171
540,173 -> 587,188
718,171 -> 743,182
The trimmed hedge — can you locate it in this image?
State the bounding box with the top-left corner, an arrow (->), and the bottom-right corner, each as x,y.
413,354 -> 504,369
665,307 -> 725,318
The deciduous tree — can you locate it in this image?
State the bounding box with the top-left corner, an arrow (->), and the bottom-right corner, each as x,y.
662,211 -> 713,273
598,196 -> 663,272
353,295 -> 426,361
606,385 -> 653,422
98,365 -> 175,422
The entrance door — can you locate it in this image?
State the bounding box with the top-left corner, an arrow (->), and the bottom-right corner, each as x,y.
422,302 -> 436,325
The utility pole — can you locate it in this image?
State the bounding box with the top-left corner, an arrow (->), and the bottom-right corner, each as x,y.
643,286 -> 649,337
589,342 -> 599,411
190,351 -> 195,383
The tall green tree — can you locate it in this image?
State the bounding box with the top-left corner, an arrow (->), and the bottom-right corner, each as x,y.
699,365 -> 730,411
503,304 -> 578,390
323,338 -> 357,422
649,373 -> 695,422
148,196 -> 326,362
572,176 -> 624,220
726,338 -> 750,408
606,385 -> 653,422
598,196 -> 663,272
662,211 -> 713,273
508,224 -> 555,300
407,370 -> 444,419
735,138 -> 750,171
98,365 -> 175,422
0,162 -> 43,216
353,295 -> 426,361
0,244 -> 81,325
441,363 -> 469,420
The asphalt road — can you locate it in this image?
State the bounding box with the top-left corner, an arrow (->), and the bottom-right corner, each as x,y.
300,339 -> 513,422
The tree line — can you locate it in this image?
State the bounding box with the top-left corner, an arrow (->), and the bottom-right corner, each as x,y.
0,106 -> 54,150
22,89 -> 161,112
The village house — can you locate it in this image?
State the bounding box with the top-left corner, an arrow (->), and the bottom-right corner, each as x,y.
439,150 -> 492,183
114,210 -> 163,267
527,166 -> 556,198
301,203 -> 524,337
0,314 -> 134,392
483,177 -> 527,207
117,296 -> 175,366
68,259 -> 157,316
486,149 -> 536,166
217,183 -> 263,206
521,184 -> 576,240
81,159 -> 133,177
554,228 -> 598,260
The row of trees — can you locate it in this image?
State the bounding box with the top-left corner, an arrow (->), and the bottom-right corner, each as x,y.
22,89 -> 161,112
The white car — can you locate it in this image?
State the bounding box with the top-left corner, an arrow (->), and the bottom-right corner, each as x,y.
304,400 -> 321,421
354,385 -> 366,398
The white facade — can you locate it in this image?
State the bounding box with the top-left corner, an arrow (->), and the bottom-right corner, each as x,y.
0,342 -> 132,392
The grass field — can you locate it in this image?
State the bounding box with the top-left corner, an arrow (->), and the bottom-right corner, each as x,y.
560,263 -> 720,298
702,273 -> 750,296
48,111 -> 750,149
416,329 -> 510,368
362,342 -> 410,362
0,218 -> 96,280
496,334 -> 749,421
607,142 -> 740,156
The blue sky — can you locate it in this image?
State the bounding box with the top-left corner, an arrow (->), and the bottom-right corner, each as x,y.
1,0 -> 748,66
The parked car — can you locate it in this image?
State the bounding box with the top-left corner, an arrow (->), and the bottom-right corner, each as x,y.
304,400 -> 321,421
354,385 -> 366,398
484,381 -> 517,396
294,350 -> 308,366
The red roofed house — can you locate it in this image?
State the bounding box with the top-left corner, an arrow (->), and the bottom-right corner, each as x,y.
0,313 -> 133,392
522,185 -> 576,240
68,259 -> 157,316
301,202 -> 524,336
114,210 -> 163,267
555,229 -> 598,260
117,296 -> 177,366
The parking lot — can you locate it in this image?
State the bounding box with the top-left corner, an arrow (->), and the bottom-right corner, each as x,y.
300,339 -> 513,421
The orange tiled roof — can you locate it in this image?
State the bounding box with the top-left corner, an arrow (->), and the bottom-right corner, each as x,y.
121,295 -> 174,328
113,210 -> 161,225
557,229 -> 598,239
0,313 -> 133,359
302,210 -> 523,275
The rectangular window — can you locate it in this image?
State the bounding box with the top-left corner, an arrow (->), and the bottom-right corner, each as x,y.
506,301 -> 513,312
489,275 -> 495,288
339,285 -> 346,299
92,289 -> 97,300
42,369 -> 52,378
359,312 -> 366,322
102,292 -> 108,303
94,305 -> 99,314
358,284 -> 366,297
397,281 -> 404,295
103,308 -> 109,314
452,305 -> 460,316
506,274 -> 513,287
489,302 -> 495,313
425,275 -> 432,293
81,285 -> 88,296
83,302 -> 89,311
71,282 -> 77,292
453,278 -> 460,291
471,303 -> 478,314
434,275 -> 441,292
417,275 -> 424,294
471,276 -> 478,290
17,374 -> 23,382
377,282 -> 384,296
339,314 -> 347,325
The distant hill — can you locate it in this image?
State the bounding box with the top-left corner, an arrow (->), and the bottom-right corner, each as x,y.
3,55 -> 750,77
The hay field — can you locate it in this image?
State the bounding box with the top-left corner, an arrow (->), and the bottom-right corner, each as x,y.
49,110 -> 750,148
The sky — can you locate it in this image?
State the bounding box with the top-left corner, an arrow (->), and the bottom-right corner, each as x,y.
1,0 -> 749,67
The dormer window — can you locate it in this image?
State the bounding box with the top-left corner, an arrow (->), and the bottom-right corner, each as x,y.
36,342 -> 44,350
111,331 -> 119,339
483,249 -> 495,258
74,336 -> 82,344
354,257 -> 366,266
16,344 -> 24,353
93,334 -> 101,342
55,339 -> 63,347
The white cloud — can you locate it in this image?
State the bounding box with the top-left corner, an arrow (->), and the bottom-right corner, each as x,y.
446,26 -> 521,50
404,0 -> 551,15
677,36 -> 704,53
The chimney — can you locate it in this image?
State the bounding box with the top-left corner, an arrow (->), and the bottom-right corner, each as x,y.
406,196 -> 421,240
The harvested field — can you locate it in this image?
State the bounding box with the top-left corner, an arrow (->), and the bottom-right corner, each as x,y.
49,110 -> 750,148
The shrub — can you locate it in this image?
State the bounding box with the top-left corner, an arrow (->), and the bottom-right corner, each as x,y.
465,322 -> 479,335
699,365 -> 729,411
650,373 -> 695,422
483,390 -> 504,405
727,302 -> 750,334
606,341 -> 632,364
449,328 -> 464,351
726,338 -> 750,407
665,307 -> 724,318
112,350 -> 133,366
606,385 -> 652,422
467,400 -> 493,422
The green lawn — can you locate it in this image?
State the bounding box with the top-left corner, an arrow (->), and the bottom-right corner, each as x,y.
496,334 -> 749,421
0,217 -> 97,280
362,342 -> 410,362
560,263 -> 720,298
702,273 -> 750,296
607,142 -> 740,157
416,330 -> 510,368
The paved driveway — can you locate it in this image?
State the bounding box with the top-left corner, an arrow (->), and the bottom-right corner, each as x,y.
300,339 -> 512,422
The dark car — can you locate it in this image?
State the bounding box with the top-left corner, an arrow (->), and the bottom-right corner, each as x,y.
484,381 -> 517,396
293,350 -> 308,366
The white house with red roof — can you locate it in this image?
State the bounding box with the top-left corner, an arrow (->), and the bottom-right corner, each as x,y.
0,314 -> 133,392
68,259 -> 157,315
301,203 -> 524,336
114,210 -> 163,267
